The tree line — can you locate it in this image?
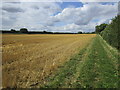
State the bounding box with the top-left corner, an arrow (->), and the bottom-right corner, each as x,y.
95,15 -> 120,51
2,28 -> 95,34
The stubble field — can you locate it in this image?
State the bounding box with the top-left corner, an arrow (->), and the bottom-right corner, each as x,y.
2,34 -> 96,88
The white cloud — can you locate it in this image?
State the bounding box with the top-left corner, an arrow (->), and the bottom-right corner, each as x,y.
2,0 -> 120,2
47,22 -> 96,33
1,2 -> 118,32
50,2 -> 117,25
1,2 -> 61,30
79,0 -> 119,2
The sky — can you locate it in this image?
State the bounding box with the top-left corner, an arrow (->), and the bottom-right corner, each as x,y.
1,1 -> 119,32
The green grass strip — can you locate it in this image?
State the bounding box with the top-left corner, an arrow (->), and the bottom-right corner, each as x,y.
74,35 -> 118,88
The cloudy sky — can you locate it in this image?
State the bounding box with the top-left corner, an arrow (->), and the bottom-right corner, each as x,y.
1,1 -> 118,32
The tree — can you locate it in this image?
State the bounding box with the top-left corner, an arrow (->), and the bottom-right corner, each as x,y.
78,31 -> 82,34
95,23 -> 108,34
100,15 -> 120,51
10,29 -> 16,33
43,31 -> 47,33
20,28 -> 28,33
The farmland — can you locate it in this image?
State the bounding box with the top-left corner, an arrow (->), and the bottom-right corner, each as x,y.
1,1 -> 119,89
42,35 -> 119,88
2,34 -> 96,88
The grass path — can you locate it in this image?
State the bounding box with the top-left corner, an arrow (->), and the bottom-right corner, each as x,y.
39,35 -> 119,88
72,35 -> 118,88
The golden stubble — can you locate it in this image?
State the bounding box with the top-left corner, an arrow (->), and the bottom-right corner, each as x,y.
2,34 -> 96,88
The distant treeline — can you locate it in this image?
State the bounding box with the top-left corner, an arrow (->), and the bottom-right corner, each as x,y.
1,30 -> 78,34
95,15 -> 120,51
1,30 -> 54,34
1,28 -> 95,34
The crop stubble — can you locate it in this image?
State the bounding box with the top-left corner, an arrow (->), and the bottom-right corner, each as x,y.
2,34 -> 96,88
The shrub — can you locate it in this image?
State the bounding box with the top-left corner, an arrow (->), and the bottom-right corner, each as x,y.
20,28 -> 28,33
10,29 -> 16,33
95,23 -> 108,34
78,31 -> 82,34
100,15 -> 120,51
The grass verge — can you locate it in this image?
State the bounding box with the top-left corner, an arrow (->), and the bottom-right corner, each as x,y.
74,35 -> 119,88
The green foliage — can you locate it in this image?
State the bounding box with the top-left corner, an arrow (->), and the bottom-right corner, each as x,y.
95,23 -> 108,34
10,29 -> 16,32
100,15 -> 120,51
20,28 -> 28,33
78,31 -> 82,34
76,36 -> 118,88
43,31 -> 47,33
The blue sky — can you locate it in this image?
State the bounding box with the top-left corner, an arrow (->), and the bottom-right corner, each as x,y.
99,2 -> 117,5
1,1 -> 118,32
53,2 -> 83,16
59,2 -> 116,8
59,2 -> 83,9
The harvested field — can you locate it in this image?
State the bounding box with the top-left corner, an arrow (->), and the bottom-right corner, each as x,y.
2,34 -> 96,88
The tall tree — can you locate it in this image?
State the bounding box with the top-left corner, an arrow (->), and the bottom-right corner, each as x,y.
95,23 -> 108,33
20,28 -> 28,33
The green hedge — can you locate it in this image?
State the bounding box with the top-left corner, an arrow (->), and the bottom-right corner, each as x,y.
100,15 -> 120,51
95,23 -> 108,34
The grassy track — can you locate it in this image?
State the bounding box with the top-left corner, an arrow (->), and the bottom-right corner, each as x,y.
41,35 -> 119,88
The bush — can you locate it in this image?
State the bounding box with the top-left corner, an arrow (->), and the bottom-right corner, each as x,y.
10,29 -> 16,33
78,31 -> 82,34
20,28 -> 28,33
95,23 -> 108,34
100,15 -> 120,51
